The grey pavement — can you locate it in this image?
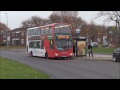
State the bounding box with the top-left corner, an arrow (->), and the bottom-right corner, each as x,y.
74,54 -> 112,61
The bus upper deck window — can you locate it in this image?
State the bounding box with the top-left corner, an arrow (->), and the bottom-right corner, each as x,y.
49,26 -> 52,35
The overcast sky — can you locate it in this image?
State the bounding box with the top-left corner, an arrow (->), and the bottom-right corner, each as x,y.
0,11 -> 115,29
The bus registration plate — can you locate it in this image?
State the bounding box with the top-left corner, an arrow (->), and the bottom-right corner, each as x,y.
62,56 -> 66,57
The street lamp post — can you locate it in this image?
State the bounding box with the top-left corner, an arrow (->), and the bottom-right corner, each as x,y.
86,29 -> 88,43
5,12 -> 8,47
0,12 -> 9,47
5,13 -> 8,27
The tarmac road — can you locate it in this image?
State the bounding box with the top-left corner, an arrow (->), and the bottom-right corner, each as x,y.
0,50 -> 120,79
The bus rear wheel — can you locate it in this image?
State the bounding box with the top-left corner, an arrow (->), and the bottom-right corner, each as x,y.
45,52 -> 48,59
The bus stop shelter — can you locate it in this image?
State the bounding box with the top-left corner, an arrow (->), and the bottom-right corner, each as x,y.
73,36 -> 87,57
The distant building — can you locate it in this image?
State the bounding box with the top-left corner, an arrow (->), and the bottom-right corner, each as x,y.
10,28 -> 27,46
0,30 -> 11,46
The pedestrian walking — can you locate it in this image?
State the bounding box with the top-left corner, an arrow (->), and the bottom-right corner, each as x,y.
88,43 -> 93,57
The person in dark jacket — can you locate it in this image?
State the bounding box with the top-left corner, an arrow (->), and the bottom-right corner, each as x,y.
88,44 -> 93,57
73,45 -> 76,57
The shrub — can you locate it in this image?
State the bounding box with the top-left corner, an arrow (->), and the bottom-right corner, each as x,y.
1,42 -> 6,46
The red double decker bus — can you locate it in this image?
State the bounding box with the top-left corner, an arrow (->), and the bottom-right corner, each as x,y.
26,23 -> 73,59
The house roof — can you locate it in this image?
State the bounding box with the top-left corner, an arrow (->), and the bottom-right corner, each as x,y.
12,28 -> 27,32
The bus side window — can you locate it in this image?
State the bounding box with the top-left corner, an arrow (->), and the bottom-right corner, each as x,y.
49,26 -> 52,35
33,42 -> 37,48
37,28 -> 40,35
45,27 -> 49,35
31,29 -> 34,36
39,28 -> 41,35
29,42 -> 31,48
34,28 -> 36,35
41,28 -> 44,35
30,42 -> 34,48
30,29 -> 32,36
37,41 -> 40,48
50,40 -> 54,49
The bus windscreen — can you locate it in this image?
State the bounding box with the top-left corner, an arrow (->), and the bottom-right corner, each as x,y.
55,40 -> 73,50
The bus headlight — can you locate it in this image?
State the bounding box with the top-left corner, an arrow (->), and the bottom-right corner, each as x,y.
55,53 -> 58,56
70,53 -> 73,56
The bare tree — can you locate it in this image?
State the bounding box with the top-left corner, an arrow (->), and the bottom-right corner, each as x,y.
51,11 -> 79,26
42,19 -> 50,25
96,11 -> 120,46
20,16 -> 49,28
96,11 -> 120,30
0,22 -> 9,34
49,11 -> 78,23
0,22 -> 10,45
50,11 -> 86,37
49,13 -> 61,23
89,21 -> 97,42
52,11 -> 79,21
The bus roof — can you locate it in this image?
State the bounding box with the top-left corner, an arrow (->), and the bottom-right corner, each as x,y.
27,23 -> 70,30
38,23 -> 69,28
27,27 -> 38,30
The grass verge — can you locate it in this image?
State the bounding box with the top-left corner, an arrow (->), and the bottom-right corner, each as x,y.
0,57 -> 50,79
93,47 -> 115,54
